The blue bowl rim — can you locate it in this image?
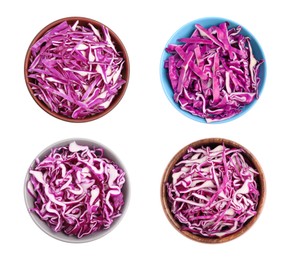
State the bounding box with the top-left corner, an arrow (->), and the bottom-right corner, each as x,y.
159,16 -> 267,124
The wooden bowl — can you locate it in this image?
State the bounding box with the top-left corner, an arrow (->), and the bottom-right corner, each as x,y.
24,17 -> 130,123
161,138 -> 266,243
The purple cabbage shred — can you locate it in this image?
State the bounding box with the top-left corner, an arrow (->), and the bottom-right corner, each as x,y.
166,144 -> 259,237
164,22 -> 264,122
28,21 -> 125,119
27,141 -> 126,238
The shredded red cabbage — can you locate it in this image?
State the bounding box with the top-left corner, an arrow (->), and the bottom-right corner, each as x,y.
28,21 -> 126,119
166,144 -> 259,237
27,141 -> 125,238
164,22 -> 264,122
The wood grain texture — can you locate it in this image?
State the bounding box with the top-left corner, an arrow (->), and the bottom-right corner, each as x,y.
161,138 -> 266,244
24,16 -> 130,123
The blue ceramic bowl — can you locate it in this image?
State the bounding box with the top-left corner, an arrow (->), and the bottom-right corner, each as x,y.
160,17 -> 266,124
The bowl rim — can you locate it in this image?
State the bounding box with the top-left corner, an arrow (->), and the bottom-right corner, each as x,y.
160,137 -> 266,243
159,16 -> 267,124
23,137 -> 130,243
24,16 -> 130,123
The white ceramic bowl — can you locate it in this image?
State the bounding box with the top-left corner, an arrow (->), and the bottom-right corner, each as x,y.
24,138 -> 130,243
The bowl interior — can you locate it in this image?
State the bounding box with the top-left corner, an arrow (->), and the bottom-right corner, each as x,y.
161,138 -> 266,243
24,138 -> 130,243
24,17 -> 130,123
160,17 -> 266,124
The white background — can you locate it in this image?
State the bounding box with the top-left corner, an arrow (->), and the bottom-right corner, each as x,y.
0,0 -> 292,259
